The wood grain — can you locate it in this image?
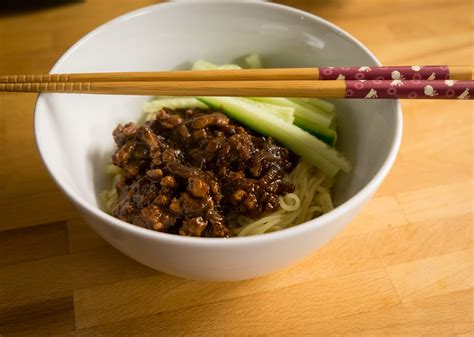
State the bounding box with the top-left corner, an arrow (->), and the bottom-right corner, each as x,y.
264,290 -> 473,336
72,269 -> 400,336
0,297 -> 75,337
0,68 -> 322,83
0,0 -> 472,336
387,249 -> 473,302
0,221 -> 68,266
0,80 -> 348,98
0,245 -> 157,312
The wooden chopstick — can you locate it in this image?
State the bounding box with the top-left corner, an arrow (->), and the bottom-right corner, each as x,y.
1,80 -> 472,99
0,65 -> 472,83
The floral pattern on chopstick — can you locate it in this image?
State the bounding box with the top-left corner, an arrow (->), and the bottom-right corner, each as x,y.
320,65 -> 450,80
345,80 -> 473,99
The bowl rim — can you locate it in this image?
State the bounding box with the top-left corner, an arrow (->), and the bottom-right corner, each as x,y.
34,1 -> 403,246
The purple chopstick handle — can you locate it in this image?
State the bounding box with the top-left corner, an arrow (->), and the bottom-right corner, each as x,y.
320,65 -> 450,80
345,80 -> 473,99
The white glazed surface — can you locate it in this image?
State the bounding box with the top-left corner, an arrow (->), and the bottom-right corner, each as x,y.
35,2 -> 402,281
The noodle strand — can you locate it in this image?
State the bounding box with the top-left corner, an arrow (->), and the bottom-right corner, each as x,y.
233,160 -> 334,236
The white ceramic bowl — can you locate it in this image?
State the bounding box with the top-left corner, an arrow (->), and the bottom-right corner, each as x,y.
35,2 -> 402,281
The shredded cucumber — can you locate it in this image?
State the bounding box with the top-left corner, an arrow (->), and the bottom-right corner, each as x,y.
192,60 -> 219,70
192,60 -> 242,71
144,98 -> 208,112
289,98 -> 335,122
251,97 -> 332,128
143,98 -> 208,120
292,97 -> 335,114
218,64 -> 242,70
293,115 -> 337,146
233,97 -> 294,123
251,97 -> 336,144
146,96 -> 293,123
197,96 -> 350,177
244,53 -> 263,69
152,96 -> 193,100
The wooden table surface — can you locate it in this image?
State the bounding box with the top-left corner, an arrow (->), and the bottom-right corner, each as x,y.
0,0 -> 472,336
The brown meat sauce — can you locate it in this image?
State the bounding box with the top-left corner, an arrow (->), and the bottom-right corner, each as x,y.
110,107 -> 296,237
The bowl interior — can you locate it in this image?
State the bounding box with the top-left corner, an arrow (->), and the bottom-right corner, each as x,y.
35,2 -> 399,222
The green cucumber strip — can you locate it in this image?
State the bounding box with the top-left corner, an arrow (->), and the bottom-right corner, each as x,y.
293,97 -> 335,114
149,96 -> 293,123
144,98 -> 208,112
192,60 -> 219,70
289,98 -> 335,121
143,98 -> 208,120
235,97 -> 294,123
192,60 -> 242,71
198,96 -> 350,176
252,97 -> 336,144
218,64 -> 242,70
294,115 -> 337,146
287,98 -> 335,122
251,97 -> 332,128
151,96 -> 193,101
244,53 -> 263,69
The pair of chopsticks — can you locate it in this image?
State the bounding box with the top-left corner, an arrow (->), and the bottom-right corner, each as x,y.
0,65 -> 472,99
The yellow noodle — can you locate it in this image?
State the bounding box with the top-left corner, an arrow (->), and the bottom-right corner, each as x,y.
280,193 -> 300,211
316,190 -> 334,213
234,160 -> 334,236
